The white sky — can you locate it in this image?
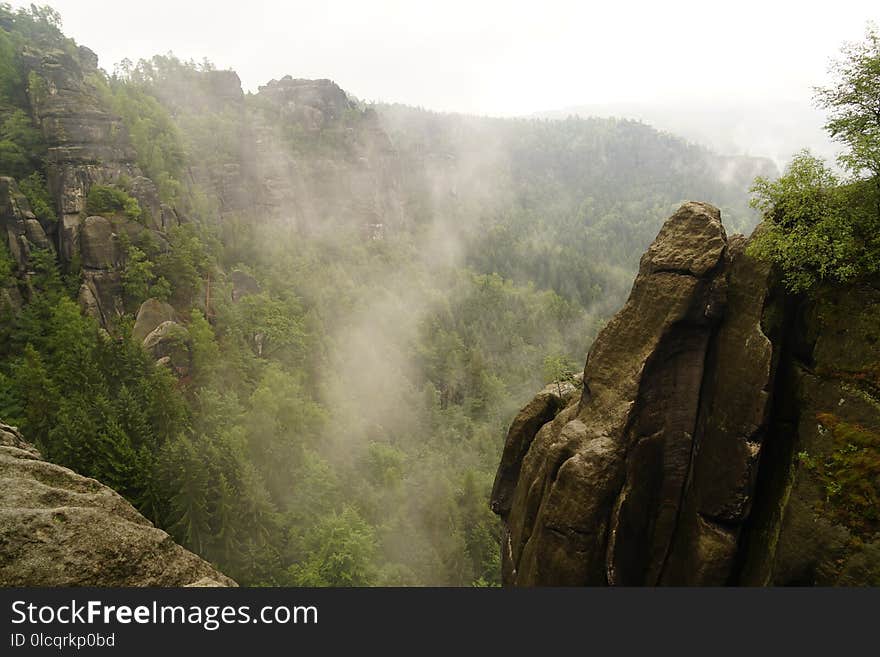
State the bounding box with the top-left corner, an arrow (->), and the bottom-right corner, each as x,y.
12,0 -> 880,116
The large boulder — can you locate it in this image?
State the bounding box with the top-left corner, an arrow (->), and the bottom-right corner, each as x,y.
0,422 -> 234,586
133,298 -> 178,343
143,320 -> 192,376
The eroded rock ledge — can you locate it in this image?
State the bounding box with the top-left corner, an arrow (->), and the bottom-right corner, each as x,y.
0,422 -> 235,587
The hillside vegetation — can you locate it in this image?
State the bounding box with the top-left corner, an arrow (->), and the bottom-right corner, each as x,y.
0,4 -> 770,585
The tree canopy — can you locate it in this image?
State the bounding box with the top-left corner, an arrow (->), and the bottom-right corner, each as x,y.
749,24 -> 880,292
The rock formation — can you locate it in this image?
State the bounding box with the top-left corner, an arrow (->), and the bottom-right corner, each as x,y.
20,45 -> 173,235
132,298 -> 178,342
1,176 -> 53,276
492,202 -> 880,586
131,298 -> 191,374
0,422 -> 235,586
9,45 -> 177,328
143,320 -> 192,375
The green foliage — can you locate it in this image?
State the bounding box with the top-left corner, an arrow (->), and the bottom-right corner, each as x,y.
2,296 -> 186,504
0,4 -> 70,86
26,245 -> 62,295
815,24 -> 880,188
0,109 -> 45,178
121,244 -> 153,309
542,353 -> 579,396
85,184 -> 142,221
235,293 -> 306,362
809,414 -> 880,537
0,26 -> 22,104
748,26 -> 880,292
747,152 -> 879,292
0,235 -> 13,282
26,70 -> 47,106
0,13 -> 777,588
0,4 -> 75,112
18,170 -> 55,221
187,309 -> 219,386
362,442 -> 406,488
750,151 -> 840,229
95,70 -> 186,205
287,507 -> 378,586
0,4 -> 65,48
155,224 -> 213,306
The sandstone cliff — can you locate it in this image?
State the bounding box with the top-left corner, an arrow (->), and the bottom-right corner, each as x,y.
491,202 -> 880,586
0,421 -> 235,586
1,44 -> 179,329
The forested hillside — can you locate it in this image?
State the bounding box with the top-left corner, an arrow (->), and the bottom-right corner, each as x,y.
0,5 -> 773,585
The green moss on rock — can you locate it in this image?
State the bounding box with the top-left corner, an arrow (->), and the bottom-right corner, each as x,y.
807,413 -> 880,537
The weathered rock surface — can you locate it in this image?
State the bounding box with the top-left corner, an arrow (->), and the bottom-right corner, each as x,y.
492,201 -> 880,586
258,77 -> 356,129
0,422 -> 235,586
0,176 -> 53,277
133,298 -> 179,342
143,320 -> 192,375
159,70 -> 405,232
79,215 -> 120,269
17,45 -> 178,326
20,46 -> 164,232
741,284 -> 880,586
78,270 -> 122,327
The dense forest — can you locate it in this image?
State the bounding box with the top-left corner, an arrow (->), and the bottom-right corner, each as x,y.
0,4 -> 773,585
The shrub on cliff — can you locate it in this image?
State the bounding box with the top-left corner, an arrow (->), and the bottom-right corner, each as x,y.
748,152 -> 878,292
18,171 -> 55,221
85,184 -> 142,221
749,25 -> 880,292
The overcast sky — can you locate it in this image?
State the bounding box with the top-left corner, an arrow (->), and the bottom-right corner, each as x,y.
13,0 -> 879,117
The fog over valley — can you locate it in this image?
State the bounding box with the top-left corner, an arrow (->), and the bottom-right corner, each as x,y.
1,1 -> 879,589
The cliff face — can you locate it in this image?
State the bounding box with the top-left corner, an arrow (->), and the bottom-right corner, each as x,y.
491,202 -> 880,586
4,45 -> 179,328
21,45 -> 175,233
0,421 -> 234,586
140,68 -> 405,234
1,176 -> 51,302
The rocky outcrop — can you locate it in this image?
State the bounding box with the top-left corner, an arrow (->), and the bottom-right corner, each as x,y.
0,422 -> 235,586
75,215 -> 123,325
143,320 -> 192,375
741,284 -> 880,586
17,45 -> 177,327
165,70 -> 405,232
131,299 -> 191,374
492,202 -> 880,586
0,176 -> 53,275
79,215 -> 120,269
0,177 -> 54,317
132,298 -> 178,342
20,46 -> 171,234
257,77 -> 357,130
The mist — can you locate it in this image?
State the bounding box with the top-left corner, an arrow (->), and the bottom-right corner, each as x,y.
13,1 -> 877,151
2,1 -> 877,588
